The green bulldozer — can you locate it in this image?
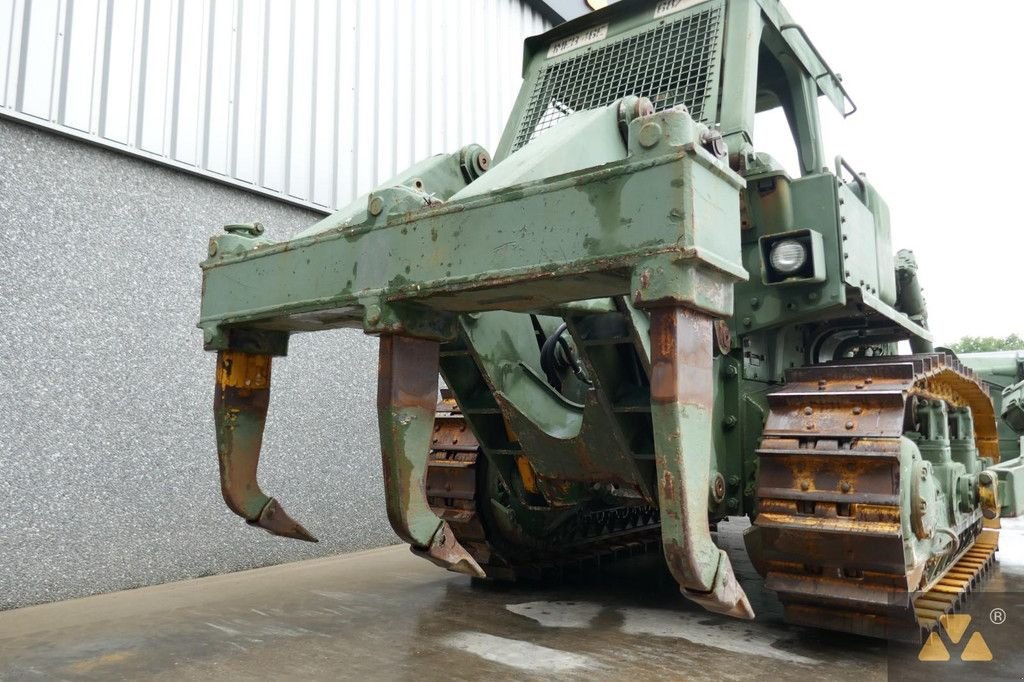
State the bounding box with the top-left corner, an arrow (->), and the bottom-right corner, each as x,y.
198,0 -> 1024,641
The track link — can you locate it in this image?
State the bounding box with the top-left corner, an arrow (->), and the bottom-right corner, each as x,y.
752,353 -> 1001,642
425,396 -> 662,581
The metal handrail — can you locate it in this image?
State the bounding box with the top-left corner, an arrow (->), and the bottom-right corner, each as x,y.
835,155 -> 866,191
780,23 -> 858,118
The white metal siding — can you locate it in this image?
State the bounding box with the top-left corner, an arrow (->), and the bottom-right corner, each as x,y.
0,0 -> 550,211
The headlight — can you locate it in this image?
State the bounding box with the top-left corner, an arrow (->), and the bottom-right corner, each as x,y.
769,239 -> 807,274
759,230 -> 825,285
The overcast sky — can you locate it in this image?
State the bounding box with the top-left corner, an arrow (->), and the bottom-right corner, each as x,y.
753,0 -> 1024,345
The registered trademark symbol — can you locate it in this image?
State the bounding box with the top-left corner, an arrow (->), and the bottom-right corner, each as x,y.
990,607 -> 1007,625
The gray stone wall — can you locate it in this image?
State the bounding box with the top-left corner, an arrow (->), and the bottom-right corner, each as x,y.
0,119 -> 395,610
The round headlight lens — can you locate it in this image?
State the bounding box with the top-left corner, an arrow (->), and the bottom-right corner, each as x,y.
769,240 -> 807,274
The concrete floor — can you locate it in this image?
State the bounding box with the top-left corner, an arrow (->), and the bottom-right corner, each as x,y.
2,518 -> 1022,681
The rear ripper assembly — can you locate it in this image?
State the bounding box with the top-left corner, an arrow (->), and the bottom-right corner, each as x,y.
198,0 -> 1024,641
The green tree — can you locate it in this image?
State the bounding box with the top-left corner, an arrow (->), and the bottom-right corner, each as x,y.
948,334 -> 1024,354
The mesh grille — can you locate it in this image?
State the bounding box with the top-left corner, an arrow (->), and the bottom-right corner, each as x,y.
511,5 -> 723,152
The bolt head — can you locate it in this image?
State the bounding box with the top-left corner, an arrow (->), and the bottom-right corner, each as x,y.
368,195 -> 384,216
635,96 -> 655,118
637,122 -> 662,148
701,130 -> 728,158
712,474 -> 726,501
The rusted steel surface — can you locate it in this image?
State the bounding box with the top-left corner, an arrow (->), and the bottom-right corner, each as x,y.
213,350 -> 317,542
426,406 -> 491,565
410,522 -> 487,577
978,471 -> 1000,520
750,354 -> 1002,642
649,306 -> 754,619
796,354 -> 1001,460
377,333 -> 444,548
377,335 -> 485,577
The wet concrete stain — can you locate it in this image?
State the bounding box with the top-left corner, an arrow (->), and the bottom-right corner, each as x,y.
0,520 -> 1020,681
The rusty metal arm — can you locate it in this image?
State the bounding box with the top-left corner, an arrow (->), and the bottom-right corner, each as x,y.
648,306 -> 754,619
213,351 -> 317,542
377,335 -> 485,577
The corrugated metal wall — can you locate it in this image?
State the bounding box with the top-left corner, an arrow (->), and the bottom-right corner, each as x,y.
0,0 -> 550,211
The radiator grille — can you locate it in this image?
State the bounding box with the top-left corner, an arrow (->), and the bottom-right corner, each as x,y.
511,5 -> 723,153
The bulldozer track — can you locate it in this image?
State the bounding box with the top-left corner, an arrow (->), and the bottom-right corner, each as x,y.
427,353 -> 1002,640
753,352 -> 1001,642
426,397 -> 662,581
